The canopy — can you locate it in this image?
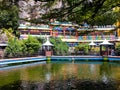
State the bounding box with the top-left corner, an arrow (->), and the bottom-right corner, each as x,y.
42,37 -> 53,46
99,39 -> 113,45
89,40 -> 96,46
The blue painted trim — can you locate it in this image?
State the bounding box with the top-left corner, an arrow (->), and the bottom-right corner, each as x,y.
0,61 -> 46,70
51,56 -> 103,61
51,56 -> 120,62
108,57 -> 120,61
1,56 -> 120,66
0,57 -> 46,65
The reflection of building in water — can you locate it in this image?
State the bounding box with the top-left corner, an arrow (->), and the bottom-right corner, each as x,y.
102,74 -> 109,84
60,63 -> 100,80
110,65 -> 120,79
89,64 -> 95,73
77,64 -> 100,79
20,67 -> 30,90
45,63 -> 51,81
45,72 -> 51,82
19,64 -> 47,89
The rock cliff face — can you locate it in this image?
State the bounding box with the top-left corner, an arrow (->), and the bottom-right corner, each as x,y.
18,0 -> 63,24
18,0 -> 48,24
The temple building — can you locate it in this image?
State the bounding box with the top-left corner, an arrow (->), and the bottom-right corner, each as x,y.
18,21 -> 117,47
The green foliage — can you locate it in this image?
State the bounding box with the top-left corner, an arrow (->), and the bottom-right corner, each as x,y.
0,28 -> 14,42
36,36 -> 45,44
5,38 -> 23,57
75,43 -> 89,55
5,36 -> 41,58
35,0 -> 120,25
0,1 -> 19,37
1,28 -> 15,39
100,62 -> 112,76
50,37 -> 69,55
1,0 -> 120,26
115,43 -> 120,56
90,12 -> 120,25
4,36 -> 69,57
23,36 -> 41,56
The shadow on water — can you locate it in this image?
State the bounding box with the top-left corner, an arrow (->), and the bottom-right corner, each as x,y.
44,78 -> 118,90
0,79 -> 119,90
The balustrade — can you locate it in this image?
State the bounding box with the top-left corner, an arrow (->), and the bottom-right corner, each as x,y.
55,35 -> 116,40
77,35 -> 116,40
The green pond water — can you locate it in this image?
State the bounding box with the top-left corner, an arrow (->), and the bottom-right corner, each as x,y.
0,61 -> 120,90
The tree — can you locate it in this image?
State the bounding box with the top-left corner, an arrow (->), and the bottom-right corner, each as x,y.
50,37 -> 69,55
33,0 -> 120,25
5,38 -> 23,57
75,43 -> 89,55
4,36 -> 41,58
1,0 -> 120,25
0,0 -> 120,24
0,0 -> 19,37
115,43 -> 120,56
23,36 -> 41,56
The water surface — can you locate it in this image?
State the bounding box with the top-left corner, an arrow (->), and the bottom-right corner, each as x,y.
0,61 -> 120,90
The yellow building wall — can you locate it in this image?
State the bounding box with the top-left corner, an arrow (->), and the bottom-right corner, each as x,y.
116,21 -> 120,37
117,29 -> 120,37
113,7 -> 120,37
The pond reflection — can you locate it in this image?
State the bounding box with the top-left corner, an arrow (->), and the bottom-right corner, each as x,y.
0,61 -> 120,90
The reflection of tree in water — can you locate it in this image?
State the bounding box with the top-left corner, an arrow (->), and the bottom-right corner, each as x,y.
99,62 -> 112,83
100,62 -> 112,76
